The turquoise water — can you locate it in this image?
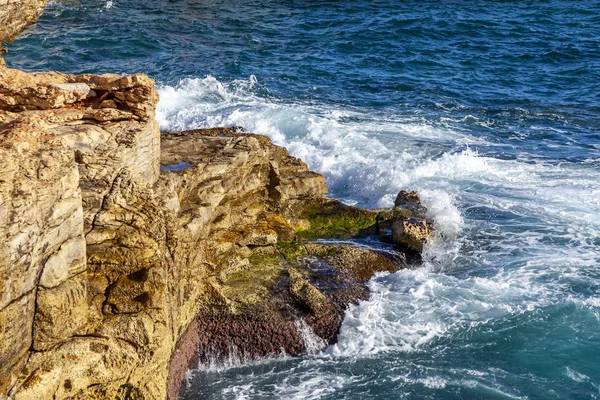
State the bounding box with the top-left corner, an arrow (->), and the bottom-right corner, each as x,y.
7,1 -> 600,398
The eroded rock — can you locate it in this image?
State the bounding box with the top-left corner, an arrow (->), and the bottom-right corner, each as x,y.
0,0 -> 48,46
390,190 -> 432,253
392,217 -> 432,253
0,65 -> 433,400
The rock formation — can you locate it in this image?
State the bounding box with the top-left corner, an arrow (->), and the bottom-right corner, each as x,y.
0,65 -> 432,399
0,0 -> 49,64
390,190 -> 432,252
0,4 -> 433,399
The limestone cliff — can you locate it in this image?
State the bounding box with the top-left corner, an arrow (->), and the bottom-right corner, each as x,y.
0,64 -> 432,399
0,5 -> 432,398
0,66 -> 380,399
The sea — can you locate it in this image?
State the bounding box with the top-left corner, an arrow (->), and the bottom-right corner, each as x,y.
7,1 -> 600,398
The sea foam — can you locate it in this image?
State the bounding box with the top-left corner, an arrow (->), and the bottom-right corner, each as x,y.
159,75 -> 600,399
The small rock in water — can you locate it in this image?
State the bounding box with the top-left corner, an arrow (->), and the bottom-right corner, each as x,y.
390,190 -> 433,253
392,217 -> 431,253
394,189 -> 428,218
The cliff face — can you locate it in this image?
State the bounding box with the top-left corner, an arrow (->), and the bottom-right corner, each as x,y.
0,66 -> 340,399
0,4 -> 433,399
0,67 -> 160,398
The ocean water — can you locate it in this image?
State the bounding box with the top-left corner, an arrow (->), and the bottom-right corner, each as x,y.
7,0 -> 600,398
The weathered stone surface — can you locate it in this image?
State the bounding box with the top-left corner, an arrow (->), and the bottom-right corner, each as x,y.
394,189 -> 428,217
390,190 -> 432,252
12,337 -> 139,400
167,240 -> 407,399
0,65 -> 431,400
0,100 -> 85,394
0,292 -> 35,394
39,236 -> 86,289
392,217 -> 432,252
0,66 -> 162,398
289,267 -> 336,316
33,274 -> 88,351
0,64 -> 331,398
0,0 -> 48,45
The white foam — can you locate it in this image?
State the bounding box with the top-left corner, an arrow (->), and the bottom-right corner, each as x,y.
157,75 -> 600,376
565,367 -> 590,383
294,319 -> 327,354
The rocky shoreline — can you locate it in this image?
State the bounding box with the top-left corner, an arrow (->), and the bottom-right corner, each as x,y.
0,6 -> 433,400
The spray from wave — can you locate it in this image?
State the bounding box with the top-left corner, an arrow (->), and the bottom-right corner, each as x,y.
160,75 -> 600,399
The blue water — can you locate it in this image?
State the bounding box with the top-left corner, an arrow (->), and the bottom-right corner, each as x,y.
8,1 -> 600,398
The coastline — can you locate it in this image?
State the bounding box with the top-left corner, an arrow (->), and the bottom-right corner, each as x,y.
0,10 -> 431,398
3,2 -> 599,398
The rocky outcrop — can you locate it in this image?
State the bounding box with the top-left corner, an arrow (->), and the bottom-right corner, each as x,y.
0,65 -> 432,399
0,66 -> 162,398
372,190 -> 433,253
0,0 -> 49,64
167,241 -> 405,399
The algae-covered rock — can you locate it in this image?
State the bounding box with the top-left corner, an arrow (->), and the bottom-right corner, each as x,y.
296,199 -> 378,240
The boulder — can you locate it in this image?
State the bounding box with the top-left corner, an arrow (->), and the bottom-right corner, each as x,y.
392,217 -> 432,253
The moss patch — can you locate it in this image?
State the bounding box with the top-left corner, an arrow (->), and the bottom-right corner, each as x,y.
296,200 -> 378,240
222,254 -> 283,307
276,242 -> 308,261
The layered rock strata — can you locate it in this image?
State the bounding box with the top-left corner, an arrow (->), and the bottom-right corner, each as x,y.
0,65 -> 432,399
0,67 -> 162,398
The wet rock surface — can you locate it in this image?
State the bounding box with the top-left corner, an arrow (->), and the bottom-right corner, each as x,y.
168,242 -> 406,400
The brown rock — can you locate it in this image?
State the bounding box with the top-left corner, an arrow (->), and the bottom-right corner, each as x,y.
0,0 -> 48,45
394,189 -> 428,218
288,267 -> 336,316
392,217 -> 432,253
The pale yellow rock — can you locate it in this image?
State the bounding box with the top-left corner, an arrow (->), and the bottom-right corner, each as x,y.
39,236 -> 86,288
288,267 -> 336,316
0,292 -> 35,393
392,217 -> 432,253
33,274 -> 88,351
11,337 -> 139,400
0,0 -> 48,44
0,65 -> 331,399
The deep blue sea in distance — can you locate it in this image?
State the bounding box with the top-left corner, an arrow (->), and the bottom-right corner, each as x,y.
7,1 -> 600,398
